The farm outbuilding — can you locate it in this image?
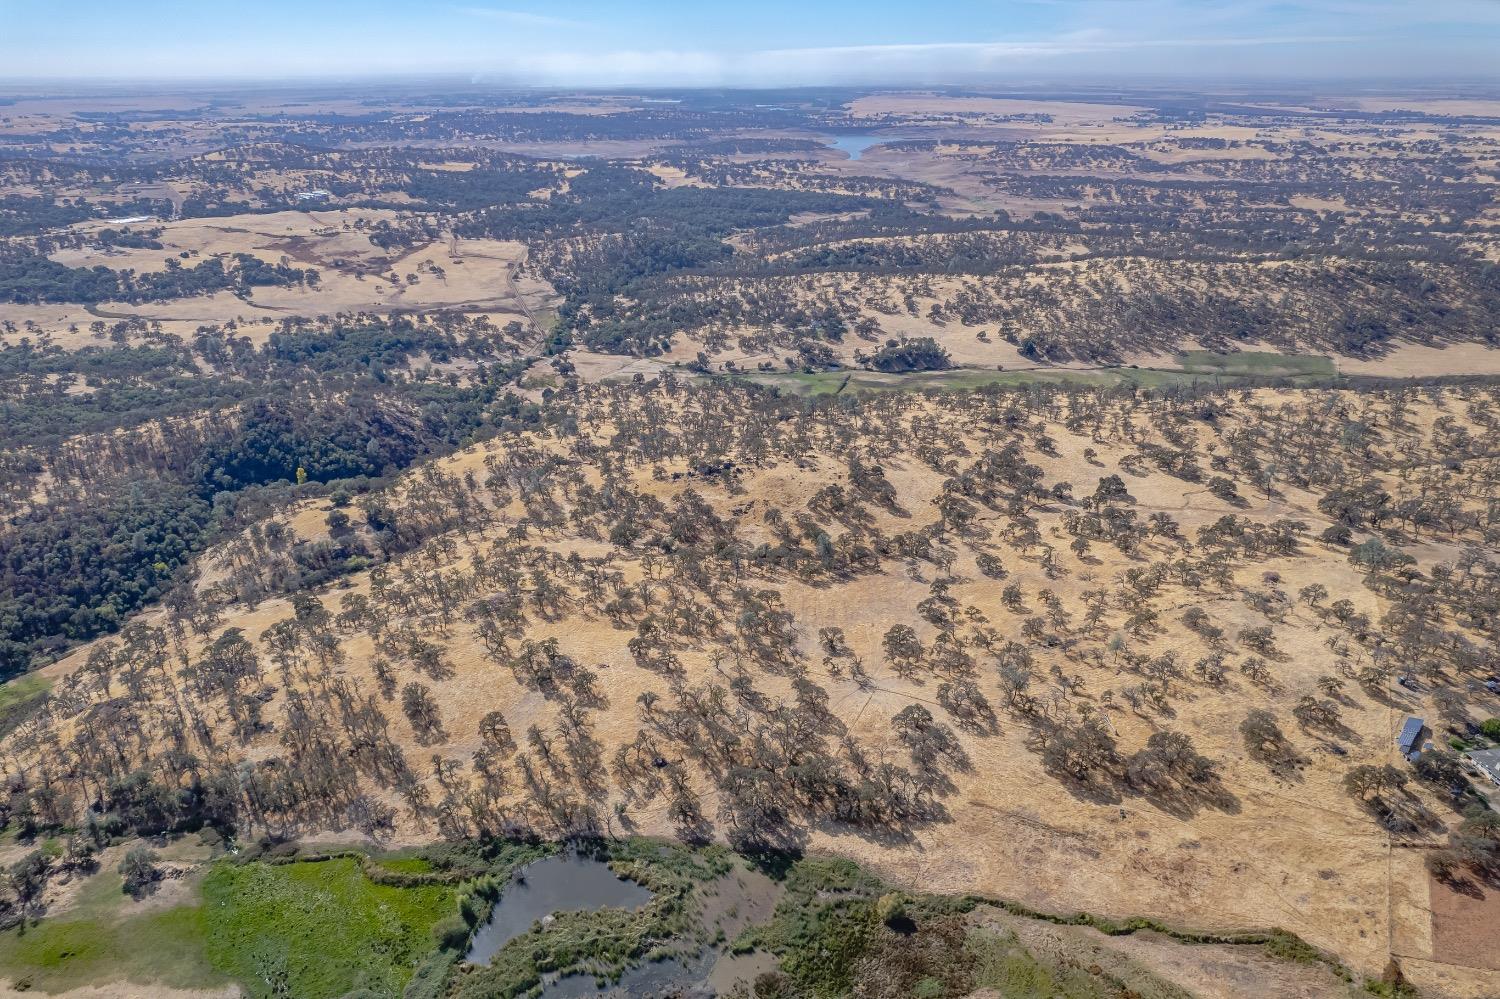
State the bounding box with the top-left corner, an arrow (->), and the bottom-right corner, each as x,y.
1398,717 -> 1426,760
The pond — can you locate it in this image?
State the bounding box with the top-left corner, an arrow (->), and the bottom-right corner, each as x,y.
465,853 -> 654,965
537,864 -> 782,997
826,133 -> 897,160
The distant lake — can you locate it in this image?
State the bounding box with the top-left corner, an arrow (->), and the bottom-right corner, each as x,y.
827,134 -> 898,160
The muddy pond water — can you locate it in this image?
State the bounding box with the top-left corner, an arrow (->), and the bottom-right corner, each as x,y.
465,853 -> 654,965
466,853 -> 783,997
542,948 -> 779,998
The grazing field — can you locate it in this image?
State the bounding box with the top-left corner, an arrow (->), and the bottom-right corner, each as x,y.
1175,351 -> 1337,380
0,876 -> 224,994
0,853 -> 461,997
0,674 -> 48,738
741,350 -> 1346,395
3,212 -> 556,353
200,858 -> 457,999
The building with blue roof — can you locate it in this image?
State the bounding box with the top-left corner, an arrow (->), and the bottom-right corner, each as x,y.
1397,717 -> 1426,761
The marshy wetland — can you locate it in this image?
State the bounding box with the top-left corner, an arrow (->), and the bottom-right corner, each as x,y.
0,836 -> 1367,998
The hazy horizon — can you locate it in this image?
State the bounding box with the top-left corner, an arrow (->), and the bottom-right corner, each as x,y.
2,0 -> 1499,86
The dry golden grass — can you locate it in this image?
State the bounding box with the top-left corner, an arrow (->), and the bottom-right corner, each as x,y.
2,212 -> 558,350
20,382 -> 1499,997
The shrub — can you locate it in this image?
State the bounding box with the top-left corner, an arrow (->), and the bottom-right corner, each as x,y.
866,337 -> 952,373
876,892 -> 908,926
118,847 -> 160,899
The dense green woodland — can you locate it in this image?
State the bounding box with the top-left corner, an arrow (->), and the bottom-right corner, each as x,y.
0,249 -> 317,305
0,318 -> 537,677
0,481 -> 210,669
0,195 -> 166,237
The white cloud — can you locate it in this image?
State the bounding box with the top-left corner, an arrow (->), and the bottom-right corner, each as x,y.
448,1 -> 1500,86
449,6 -> 590,30
490,32 -> 1369,87
2,0 -> 1495,82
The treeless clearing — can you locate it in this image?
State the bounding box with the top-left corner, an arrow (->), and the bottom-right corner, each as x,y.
1345,97 -> 1500,117
1427,873 -> 1500,972
1336,343 -> 1500,378
5,211 -> 558,348
979,909 -> 1358,999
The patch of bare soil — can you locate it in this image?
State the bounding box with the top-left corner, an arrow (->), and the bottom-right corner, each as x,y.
1428,872 -> 1500,972
1335,342 -> 1500,378
972,906 -> 1360,999
1080,927 -> 1359,999
694,865 -> 782,942
0,985 -> 239,999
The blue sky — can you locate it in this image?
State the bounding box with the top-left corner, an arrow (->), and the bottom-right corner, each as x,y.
2,1 -> 1498,83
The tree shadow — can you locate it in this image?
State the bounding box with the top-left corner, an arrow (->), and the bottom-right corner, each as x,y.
1046,772 -> 1123,807
1134,779 -> 1242,820
1299,720 -> 1363,747
1436,872 -> 1486,900
1359,682 -> 1415,711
